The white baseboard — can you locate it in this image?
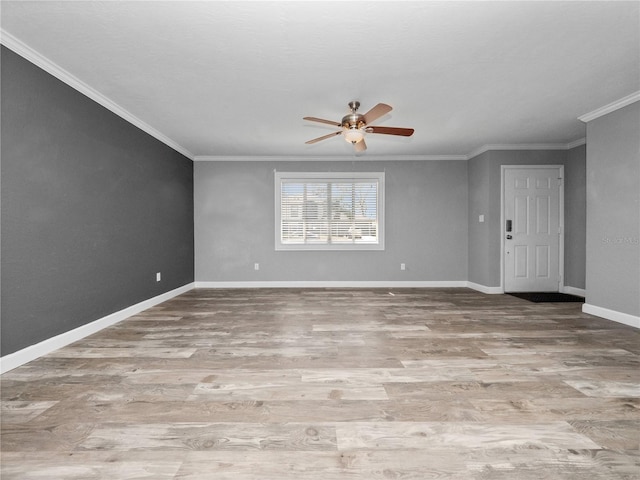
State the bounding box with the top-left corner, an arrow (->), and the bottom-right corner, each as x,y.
8,282 -> 631,374
582,303 -> 640,329
561,286 -> 586,297
0,283 -> 195,374
466,282 -> 503,294
195,281 -> 468,289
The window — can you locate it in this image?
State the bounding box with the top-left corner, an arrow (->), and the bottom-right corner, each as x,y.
275,172 -> 385,250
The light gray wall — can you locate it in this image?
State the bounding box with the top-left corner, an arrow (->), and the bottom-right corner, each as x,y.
585,102 -> 640,316
565,144 -> 587,289
1,46 -> 195,356
195,160 -> 468,282
467,149 -> 585,289
467,151 -> 493,287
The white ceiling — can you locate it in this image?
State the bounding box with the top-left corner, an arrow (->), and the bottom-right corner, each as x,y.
1,1 -> 639,160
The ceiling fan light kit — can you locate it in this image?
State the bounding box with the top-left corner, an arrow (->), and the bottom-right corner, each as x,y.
304,101 -> 414,152
343,128 -> 365,144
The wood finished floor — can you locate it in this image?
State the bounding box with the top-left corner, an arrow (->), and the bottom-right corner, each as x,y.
1,288 -> 639,479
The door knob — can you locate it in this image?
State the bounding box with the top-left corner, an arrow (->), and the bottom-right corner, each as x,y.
506,235 -> 512,240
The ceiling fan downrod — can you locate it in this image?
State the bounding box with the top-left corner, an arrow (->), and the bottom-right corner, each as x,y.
342,101 -> 366,133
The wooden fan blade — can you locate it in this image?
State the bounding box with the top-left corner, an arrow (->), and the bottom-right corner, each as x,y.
362,103 -> 392,125
303,116 -> 341,127
305,131 -> 342,144
354,139 -> 367,152
367,126 -> 414,137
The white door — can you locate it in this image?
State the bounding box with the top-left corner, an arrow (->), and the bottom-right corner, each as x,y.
503,166 -> 563,292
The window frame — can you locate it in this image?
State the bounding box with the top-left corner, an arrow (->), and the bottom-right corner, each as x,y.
275,171 -> 385,251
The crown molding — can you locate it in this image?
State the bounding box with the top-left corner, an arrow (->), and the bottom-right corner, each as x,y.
1,29 -> 194,160
194,154 -> 468,162
198,142 -> 587,162
566,137 -> 587,149
2,28 -> 596,164
196,141 -> 588,162
578,91 -> 640,123
466,141 -> 584,160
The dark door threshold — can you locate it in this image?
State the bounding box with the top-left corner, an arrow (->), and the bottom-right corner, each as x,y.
507,292 -> 585,303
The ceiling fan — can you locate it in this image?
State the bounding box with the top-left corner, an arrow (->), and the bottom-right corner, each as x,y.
304,101 -> 414,152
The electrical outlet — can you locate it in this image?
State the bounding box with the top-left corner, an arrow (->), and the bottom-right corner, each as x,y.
479,214 -> 485,223
400,263 -> 406,271
254,263 -> 260,271
156,272 -> 161,282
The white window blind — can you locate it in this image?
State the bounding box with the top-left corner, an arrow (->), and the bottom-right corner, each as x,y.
275,172 -> 385,251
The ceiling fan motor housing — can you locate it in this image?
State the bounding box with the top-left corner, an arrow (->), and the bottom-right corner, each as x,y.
341,113 -> 366,131
341,113 -> 366,143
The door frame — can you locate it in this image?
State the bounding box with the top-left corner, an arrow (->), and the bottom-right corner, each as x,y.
500,165 -> 565,293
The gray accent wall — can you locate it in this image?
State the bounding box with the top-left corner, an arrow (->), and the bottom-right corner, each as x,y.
467,149 -> 586,290
195,160 -> 468,283
1,46 -> 195,356
585,102 -> 640,317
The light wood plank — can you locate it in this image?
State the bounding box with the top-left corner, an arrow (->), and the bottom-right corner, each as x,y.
2,287 -> 638,479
